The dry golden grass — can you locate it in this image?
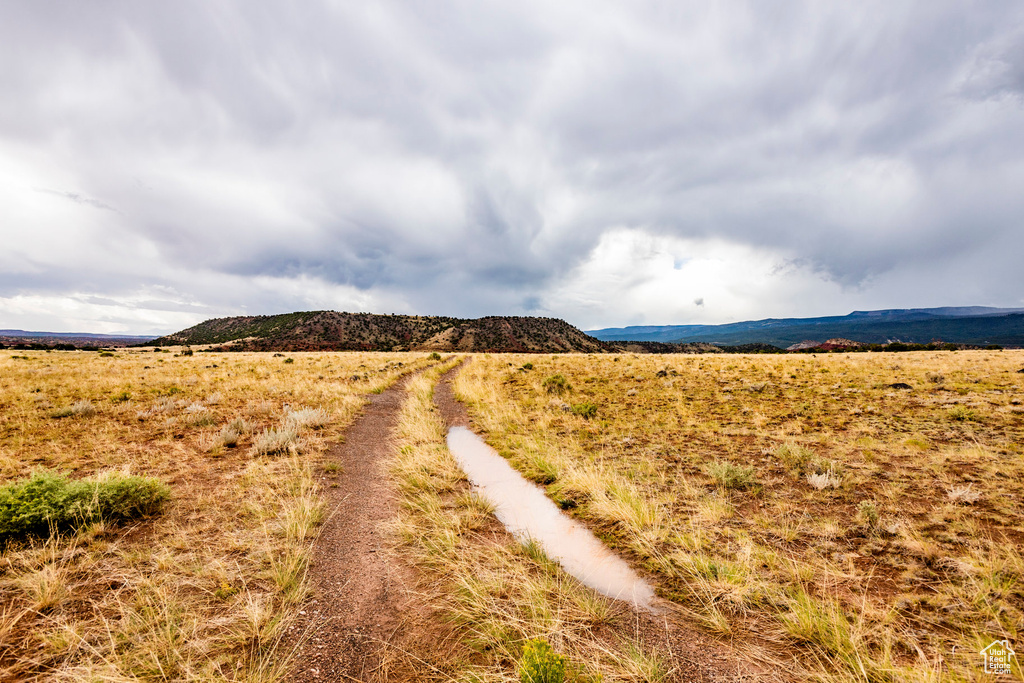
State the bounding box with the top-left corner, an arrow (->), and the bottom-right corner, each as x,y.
389,360 -> 676,682
454,351 -> 1024,681
0,348 -> 428,680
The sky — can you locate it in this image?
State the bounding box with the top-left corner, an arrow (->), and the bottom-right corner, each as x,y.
2,2 -> 1024,335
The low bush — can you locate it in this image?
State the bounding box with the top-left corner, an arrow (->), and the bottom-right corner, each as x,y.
771,443 -> 814,473
857,500 -> 879,528
570,401 -> 598,419
947,484 -> 981,504
184,403 -> 216,427
219,425 -> 241,448
704,460 -> 757,490
525,454 -> 559,485
428,352 -> 442,360
218,418 -> 252,448
519,639 -> 566,683
947,406 -> 981,422
542,374 -> 571,395
0,470 -> 169,541
771,443 -> 840,480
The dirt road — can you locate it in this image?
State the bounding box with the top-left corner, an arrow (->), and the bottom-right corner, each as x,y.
292,366 -> 778,682
289,374 -> 439,682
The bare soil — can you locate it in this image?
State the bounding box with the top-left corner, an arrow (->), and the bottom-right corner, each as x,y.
290,374 -> 447,682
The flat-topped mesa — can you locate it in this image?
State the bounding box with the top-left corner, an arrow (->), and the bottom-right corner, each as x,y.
146,310 -> 614,353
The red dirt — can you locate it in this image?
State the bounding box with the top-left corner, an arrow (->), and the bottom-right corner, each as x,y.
289,373 -> 447,682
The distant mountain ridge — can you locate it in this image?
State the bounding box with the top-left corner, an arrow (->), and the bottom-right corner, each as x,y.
588,307 -> 1024,348
0,330 -> 156,348
147,311 -> 612,353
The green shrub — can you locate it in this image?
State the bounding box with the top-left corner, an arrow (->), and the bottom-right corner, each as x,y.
522,362 -> 534,370
947,406 -> 981,422
519,639 -> 566,683
180,346 -> 194,357
428,352 -> 442,360
570,401 -> 598,419
704,460 -> 757,490
111,389 -> 132,403
771,443 -> 813,474
858,500 -> 879,528
542,374 -> 571,395
284,357 -> 294,364
0,470 -> 169,541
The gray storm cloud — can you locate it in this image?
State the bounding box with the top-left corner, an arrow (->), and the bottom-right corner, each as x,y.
1,1 -> 1023,333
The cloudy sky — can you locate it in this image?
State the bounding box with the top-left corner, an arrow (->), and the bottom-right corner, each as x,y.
2,2 -> 1024,334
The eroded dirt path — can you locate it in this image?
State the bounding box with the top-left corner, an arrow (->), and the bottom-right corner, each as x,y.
291,374 -> 440,682
434,367 -> 781,683
291,365 -> 780,682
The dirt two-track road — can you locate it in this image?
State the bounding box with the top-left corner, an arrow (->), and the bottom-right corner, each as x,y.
288,372 -> 440,682
289,366 -> 772,683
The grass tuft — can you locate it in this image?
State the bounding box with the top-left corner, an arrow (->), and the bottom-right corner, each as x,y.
284,406 -> 331,430
704,460 -> 757,490
806,469 -> 842,490
947,405 -> 981,422
49,400 -> 96,419
253,427 -> 298,456
946,484 -> 981,504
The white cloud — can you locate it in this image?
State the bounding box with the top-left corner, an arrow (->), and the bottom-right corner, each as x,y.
1,2 -> 1024,333
543,229 -> 854,329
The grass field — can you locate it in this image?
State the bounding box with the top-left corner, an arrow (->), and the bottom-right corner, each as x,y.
3,347 -> 1021,681
454,351 -> 1024,681
0,348 -> 425,680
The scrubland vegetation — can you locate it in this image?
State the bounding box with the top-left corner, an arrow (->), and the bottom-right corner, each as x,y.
454,351 -> 1024,681
0,349 -> 424,680
4,346 -> 1022,681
